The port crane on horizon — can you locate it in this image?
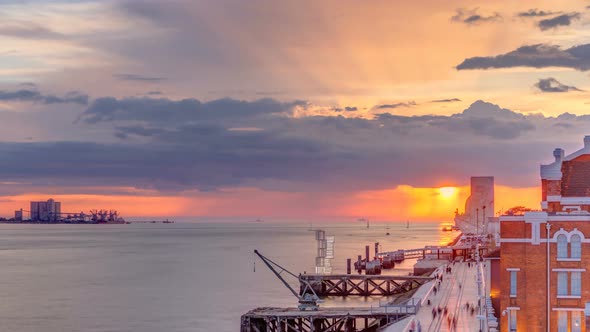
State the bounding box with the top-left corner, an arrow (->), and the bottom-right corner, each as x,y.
19,209 -> 123,222
253,249 -> 322,311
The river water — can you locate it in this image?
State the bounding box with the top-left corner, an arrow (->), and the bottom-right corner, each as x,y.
0,221 -> 452,331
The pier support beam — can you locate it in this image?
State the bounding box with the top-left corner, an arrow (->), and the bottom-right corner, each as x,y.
241,307 -> 408,332
300,274 -> 433,297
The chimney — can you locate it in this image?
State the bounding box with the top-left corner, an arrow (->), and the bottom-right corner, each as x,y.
553,148 -> 564,162
584,136 -> 590,148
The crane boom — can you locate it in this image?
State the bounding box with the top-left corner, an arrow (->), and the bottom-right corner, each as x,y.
253,249 -> 321,311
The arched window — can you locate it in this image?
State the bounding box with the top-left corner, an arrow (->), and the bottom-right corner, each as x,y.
557,234 -> 568,258
571,234 -> 582,259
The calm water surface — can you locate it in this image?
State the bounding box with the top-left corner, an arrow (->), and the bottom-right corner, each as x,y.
0,222 -> 451,331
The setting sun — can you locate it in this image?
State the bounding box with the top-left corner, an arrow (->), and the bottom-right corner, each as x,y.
438,187 -> 458,199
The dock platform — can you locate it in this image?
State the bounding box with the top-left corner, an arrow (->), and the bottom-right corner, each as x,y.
300,274 -> 433,297
241,305 -> 412,332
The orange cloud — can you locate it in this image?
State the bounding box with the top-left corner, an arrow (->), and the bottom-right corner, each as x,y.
0,184 -> 541,222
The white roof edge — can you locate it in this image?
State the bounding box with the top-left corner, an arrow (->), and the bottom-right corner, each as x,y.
562,136 -> 590,161
540,136 -> 590,179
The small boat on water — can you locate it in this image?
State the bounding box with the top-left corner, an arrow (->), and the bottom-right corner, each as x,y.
442,225 -> 460,231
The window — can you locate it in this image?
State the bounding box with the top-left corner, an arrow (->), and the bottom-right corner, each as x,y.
572,272 -> 582,296
558,272 -> 568,296
557,234 -> 568,258
571,234 -> 582,259
510,271 -> 517,297
558,311 -> 568,332
509,310 -> 517,332
572,311 -> 582,332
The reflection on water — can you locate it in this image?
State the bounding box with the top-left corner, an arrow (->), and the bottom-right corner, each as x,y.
0,221 -> 447,332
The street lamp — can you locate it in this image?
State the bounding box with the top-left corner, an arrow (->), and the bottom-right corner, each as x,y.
476,208 -> 479,235
482,205 -> 486,236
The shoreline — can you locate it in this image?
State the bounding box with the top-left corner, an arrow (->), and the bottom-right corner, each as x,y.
0,220 -> 173,225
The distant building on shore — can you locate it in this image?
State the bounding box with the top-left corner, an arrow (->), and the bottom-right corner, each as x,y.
498,136 -> 590,331
14,209 -> 23,221
30,198 -> 61,221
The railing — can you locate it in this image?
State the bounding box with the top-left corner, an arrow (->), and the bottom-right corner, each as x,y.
379,297 -> 421,315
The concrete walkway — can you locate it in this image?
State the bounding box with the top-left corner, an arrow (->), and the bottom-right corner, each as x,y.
384,260 -> 484,332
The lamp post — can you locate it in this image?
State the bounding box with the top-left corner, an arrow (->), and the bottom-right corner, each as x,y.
482,205 -> 486,236
546,223 -> 551,332
476,208 -> 479,235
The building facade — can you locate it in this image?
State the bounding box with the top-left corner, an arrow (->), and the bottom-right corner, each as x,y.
14,209 -> 23,221
499,136 -> 590,331
30,198 -> 62,221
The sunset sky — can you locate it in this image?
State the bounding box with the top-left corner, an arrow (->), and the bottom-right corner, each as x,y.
0,0 -> 589,220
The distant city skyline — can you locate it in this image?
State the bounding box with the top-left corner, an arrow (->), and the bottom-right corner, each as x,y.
0,0 -> 589,220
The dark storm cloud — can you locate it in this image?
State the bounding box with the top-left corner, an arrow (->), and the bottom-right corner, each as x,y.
79,97 -> 304,124
534,78 -> 583,93
538,13 -> 581,30
6,96 -> 590,193
0,128 -> 354,192
376,101 -> 416,109
456,43 -> 590,71
517,9 -> 559,17
113,74 -> 166,82
432,116 -> 534,140
85,98 -> 532,142
377,100 -> 534,140
451,8 -> 502,25
0,89 -> 88,105
431,98 -> 461,103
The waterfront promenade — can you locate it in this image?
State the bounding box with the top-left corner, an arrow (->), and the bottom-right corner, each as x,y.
385,259 -> 484,332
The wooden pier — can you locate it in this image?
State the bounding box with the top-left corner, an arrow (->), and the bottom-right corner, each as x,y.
241,305 -> 416,332
299,274 -> 433,297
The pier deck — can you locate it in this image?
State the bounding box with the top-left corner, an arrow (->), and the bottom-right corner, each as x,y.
241,306 -> 410,332
383,260 -> 486,332
300,274 -> 433,297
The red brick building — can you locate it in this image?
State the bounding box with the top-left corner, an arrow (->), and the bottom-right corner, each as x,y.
499,136 -> 590,332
